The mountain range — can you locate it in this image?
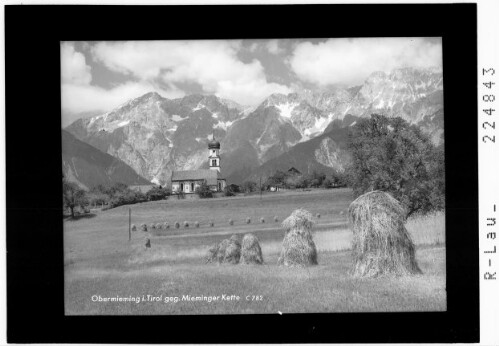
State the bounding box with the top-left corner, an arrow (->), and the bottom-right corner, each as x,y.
65,67 -> 444,187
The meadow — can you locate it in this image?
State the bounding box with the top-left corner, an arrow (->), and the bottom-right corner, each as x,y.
64,188 -> 446,315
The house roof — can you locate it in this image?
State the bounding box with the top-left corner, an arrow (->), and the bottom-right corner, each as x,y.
171,169 -> 224,185
288,167 -> 302,175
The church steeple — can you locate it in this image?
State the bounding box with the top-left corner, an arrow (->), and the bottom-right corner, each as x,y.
208,134 -> 220,172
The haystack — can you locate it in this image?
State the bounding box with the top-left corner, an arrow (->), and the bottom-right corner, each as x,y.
131,224 -> 137,232
241,233 -> 264,265
205,243 -> 218,263
224,235 -> 241,264
278,209 -> 318,267
348,190 -> 422,277
140,223 -> 147,232
205,236 -> 241,264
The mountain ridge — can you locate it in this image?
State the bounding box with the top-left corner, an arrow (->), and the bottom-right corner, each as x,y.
65,67 -> 444,186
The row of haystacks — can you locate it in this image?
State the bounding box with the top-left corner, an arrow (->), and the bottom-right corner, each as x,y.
206,233 -> 264,265
205,208 -> 317,267
132,215 -> 318,232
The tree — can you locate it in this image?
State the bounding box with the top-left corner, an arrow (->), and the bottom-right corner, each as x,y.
347,114 -> 445,216
195,181 -> 213,198
63,179 -> 88,218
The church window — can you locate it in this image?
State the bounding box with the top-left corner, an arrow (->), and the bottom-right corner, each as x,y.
191,183 -> 194,191
212,159 -> 217,166
180,183 -> 184,191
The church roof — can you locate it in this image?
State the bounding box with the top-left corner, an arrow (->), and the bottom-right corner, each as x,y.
208,138 -> 220,149
171,169 -> 224,185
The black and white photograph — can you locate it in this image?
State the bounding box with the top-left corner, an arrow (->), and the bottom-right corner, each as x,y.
6,2 -> 487,343
62,37 -> 446,315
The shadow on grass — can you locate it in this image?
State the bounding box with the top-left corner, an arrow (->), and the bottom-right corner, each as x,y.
63,213 -> 97,221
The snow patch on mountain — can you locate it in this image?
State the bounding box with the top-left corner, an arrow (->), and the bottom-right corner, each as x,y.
192,103 -> 205,111
171,114 -> 186,122
276,102 -> 299,118
214,120 -> 234,130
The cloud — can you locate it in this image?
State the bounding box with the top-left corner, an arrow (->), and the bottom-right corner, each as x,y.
91,40 -> 291,106
265,39 -> 284,55
288,38 -> 442,86
60,43 -> 184,126
61,82 -> 185,126
61,42 -> 92,85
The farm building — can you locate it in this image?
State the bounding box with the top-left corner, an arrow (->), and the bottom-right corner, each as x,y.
287,167 -> 301,175
171,136 -> 226,194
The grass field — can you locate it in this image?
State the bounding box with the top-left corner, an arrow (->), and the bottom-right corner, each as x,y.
64,188 -> 446,315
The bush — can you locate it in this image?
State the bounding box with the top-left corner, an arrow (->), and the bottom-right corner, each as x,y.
140,223 -> 147,232
242,181 -> 257,193
131,224 -> 137,232
156,223 -> 162,229
274,216 -> 279,222
229,219 -> 234,226
316,213 -> 321,219
150,223 -> 156,229
146,186 -> 171,201
183,221 -> 189,228
174,221 -> 180,229
224,186 -> 235,197
260,217 -> 265,223
195,221 -> 200,228
246,217 -> 251,224
163,222 -> 170,229
210,221 -> 214,227
195,181 -> 213,198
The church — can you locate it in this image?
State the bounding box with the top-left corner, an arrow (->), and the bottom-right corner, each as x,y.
170,137 -> 227,194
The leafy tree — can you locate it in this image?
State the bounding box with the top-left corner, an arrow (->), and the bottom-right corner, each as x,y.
63,179 -> 88,218
266,170 -> 288,187
347,114 -> 445,216
195,181 -> 213,198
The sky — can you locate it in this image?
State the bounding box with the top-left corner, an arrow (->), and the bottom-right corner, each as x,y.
61,37 -> 442,126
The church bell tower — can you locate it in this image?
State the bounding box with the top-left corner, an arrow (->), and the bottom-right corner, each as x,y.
208,135 -> 221,172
